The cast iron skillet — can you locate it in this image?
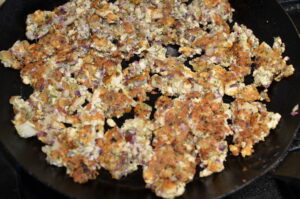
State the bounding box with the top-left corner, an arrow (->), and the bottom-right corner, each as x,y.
0,0 -> 299,198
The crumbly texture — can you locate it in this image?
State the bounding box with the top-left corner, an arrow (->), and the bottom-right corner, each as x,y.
0,0 -> 294,198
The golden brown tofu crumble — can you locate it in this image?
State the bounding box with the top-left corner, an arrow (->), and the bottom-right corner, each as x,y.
0,0 -> 294,198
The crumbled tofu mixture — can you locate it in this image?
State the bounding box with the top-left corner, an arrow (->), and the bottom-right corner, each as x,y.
0,0 -> 294,198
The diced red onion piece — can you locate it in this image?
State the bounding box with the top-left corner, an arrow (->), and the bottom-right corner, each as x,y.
291,111 -> 298,116
180,123 -> 188,131
48,140 -> 55,145
215,92 -> 222,99
230,84 -> 239,88
75,90 -> 81,97
218,144 -> 227,151
37,132 -> 47,137
98,148 -> 102,155
60,7 -> 67,14
125,132 -> 136,144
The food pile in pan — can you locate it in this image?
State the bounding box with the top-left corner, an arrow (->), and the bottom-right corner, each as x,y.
0,0 -> 294,198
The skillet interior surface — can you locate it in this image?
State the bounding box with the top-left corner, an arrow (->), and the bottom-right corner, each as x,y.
0,0 -> 299,199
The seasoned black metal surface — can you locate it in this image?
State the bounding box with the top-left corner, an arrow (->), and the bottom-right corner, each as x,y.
0,0 -> 300,199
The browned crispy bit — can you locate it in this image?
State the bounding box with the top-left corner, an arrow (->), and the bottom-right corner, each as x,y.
235,85 -> 260,101
143,145 -> 196,198
122,21 -> 135,34
231,44 -> 252,68
66,155 -> 99,183
193,36 -> 213,49
92,35 -> 109,48
99,88 -> 134,118
106,13 -> 119,23
190,57 -> 211,73
204,0 -> 225,8
97,126 -> 143,179
97,128 -> 127,178
155,96 -> 174,111
253,40 -> 294,87
131,0 -> 142,4
190,92 -> 231,137
212,14 -> 230,33
229,99 -> 281,157
0,50 -> 23,69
